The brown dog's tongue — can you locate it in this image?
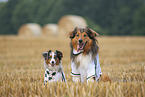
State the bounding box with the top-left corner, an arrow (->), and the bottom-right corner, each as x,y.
79,43 -> 83,48
73,49 -> 83,55
77,45 -> 79,52
77,45 -> 82,52
77,43 -> 83,52
77,45 -> 83,53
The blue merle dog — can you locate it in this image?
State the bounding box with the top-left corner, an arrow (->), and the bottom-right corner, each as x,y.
42,50 -> 66,85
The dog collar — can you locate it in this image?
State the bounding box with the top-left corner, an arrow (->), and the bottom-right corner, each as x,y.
73,49 -> 83,56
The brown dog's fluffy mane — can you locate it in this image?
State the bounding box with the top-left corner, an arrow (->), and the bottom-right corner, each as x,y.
70,27 -> 99,60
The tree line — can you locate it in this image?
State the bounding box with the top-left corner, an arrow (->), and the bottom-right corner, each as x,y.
0,0 -> 145,35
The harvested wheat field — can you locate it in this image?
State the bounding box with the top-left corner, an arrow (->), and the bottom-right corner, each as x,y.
0,36 -> 145,97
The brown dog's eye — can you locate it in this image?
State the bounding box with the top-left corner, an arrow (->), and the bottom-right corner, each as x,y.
76,34 -> 79,37
84,34 -> 87,37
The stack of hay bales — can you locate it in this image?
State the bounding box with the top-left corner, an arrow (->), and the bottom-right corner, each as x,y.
18,15 -> 87,37
58,15 -> 87,37
42,24 -> 58,36
18,23 -> 42,37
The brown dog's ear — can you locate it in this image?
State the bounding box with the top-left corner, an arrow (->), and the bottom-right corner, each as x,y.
55,50 -> 63,60
69,31 -> 74,38
69,27 -> 78,39
89,28 -> 100,37
86,27 -> 100,37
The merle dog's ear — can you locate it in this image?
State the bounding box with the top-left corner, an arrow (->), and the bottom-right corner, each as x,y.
42,50 -> 51,60
42,52 -> 47,60
86,27 -> 100,37
55,50 -> 63,60
69,27 -> 78,39
47,50 -> 52,56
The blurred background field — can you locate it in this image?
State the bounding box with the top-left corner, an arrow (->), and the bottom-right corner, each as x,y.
0,36 -> 145,97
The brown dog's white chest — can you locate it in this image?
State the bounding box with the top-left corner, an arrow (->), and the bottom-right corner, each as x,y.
74,52 -> 92,69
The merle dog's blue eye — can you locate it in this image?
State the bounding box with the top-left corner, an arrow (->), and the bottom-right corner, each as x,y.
76,34 -> 79,37
48,56 -> 52,59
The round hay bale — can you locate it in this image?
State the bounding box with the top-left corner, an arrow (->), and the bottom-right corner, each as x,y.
58,15 -> 87,37
18,23 -> 42,37
42,24 -> 58,36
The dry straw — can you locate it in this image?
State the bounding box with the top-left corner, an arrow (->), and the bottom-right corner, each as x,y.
0,36 -> 145,97
58,15 -> 87,37
42,24 -> 58,36
18,23 -> 42,37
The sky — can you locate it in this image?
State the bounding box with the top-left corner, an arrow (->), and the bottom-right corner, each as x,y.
0,0 -> 8,2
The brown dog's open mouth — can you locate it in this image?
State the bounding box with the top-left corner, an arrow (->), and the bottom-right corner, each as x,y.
77,41 -> 87,52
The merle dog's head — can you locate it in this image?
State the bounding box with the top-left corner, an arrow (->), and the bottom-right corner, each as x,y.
42,50 -> 63,67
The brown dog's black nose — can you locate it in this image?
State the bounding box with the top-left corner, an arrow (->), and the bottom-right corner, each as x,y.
79,39 -> 83,43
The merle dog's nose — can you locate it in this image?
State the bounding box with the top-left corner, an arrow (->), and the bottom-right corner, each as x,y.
52,61 -> 54,64
79,39 -> 83,43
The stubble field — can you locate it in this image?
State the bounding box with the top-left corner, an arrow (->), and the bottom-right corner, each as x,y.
0,36 -> 145,97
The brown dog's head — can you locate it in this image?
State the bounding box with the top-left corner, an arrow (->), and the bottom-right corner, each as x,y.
69,27 -> 99,55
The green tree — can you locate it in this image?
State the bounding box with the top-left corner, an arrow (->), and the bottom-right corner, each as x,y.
0,0 -> 145,35
0,0 -> 20,34
133,5 -> 145,35
12,0 -> 64,33
12,0 -> 32,32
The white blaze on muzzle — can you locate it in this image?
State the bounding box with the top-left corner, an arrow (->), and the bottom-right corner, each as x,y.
50,52 -> 56,66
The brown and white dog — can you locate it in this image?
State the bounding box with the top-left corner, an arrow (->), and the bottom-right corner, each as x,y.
42,50 -> 66,84
69,27 -> 102,82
